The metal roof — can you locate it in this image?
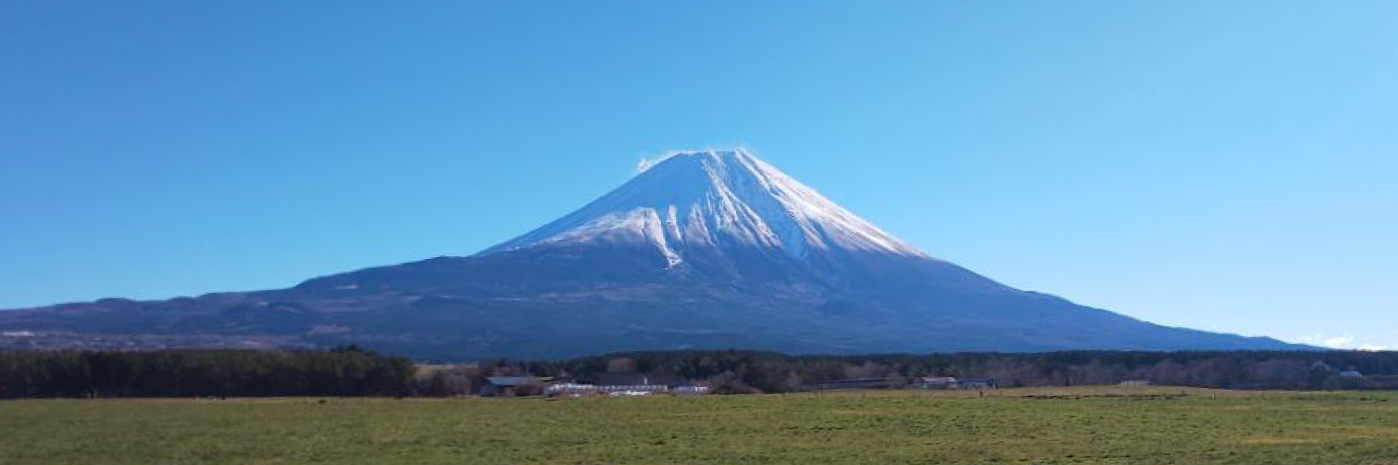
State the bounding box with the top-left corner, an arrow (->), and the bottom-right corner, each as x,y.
486,376 -> 541,386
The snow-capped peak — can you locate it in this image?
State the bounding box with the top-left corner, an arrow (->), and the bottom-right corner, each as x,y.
479,149 -> 929,263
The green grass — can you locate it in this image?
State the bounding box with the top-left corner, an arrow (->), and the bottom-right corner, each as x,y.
3,386 -> 1398,465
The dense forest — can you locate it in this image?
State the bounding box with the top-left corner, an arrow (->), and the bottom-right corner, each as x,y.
5,348 -> 1398,398
0,345 -> 413,398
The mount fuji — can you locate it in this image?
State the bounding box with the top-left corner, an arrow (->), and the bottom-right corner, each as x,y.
0,149 -> 1303,359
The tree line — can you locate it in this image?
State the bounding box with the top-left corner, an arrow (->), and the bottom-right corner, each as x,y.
5,348 -> 1398,398
0,345 -> 413,398
421,349 -> 1398,396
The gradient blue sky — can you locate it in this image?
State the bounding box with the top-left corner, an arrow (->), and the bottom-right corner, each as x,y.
2,1 -> 1395,349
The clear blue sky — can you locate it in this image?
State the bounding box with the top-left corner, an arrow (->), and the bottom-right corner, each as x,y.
2,1 -> 1395,349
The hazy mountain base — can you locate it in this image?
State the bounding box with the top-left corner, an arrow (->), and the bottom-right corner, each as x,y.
2,388 -> 1396,465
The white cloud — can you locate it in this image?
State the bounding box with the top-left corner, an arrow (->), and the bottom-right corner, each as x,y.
1298,333 -> 1391,351
634,153 -> 678,174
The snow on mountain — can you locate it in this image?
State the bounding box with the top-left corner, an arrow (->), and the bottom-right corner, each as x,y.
480,149 -> 928,263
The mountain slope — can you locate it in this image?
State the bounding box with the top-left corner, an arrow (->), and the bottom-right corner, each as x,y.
0,149 -> 1305,359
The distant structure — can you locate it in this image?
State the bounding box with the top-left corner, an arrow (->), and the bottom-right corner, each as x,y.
672,385 -> 711,396
544,382 -> 671,397
813,378 -> 903,391
543,372 -> 708,397
954,378 -> 997,390
910,377 -> 958,389
1120,380 -> 1151,387
482,376 -> 550,397
907,376 -> 997,390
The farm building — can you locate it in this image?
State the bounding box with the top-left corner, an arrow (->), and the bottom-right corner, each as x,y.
543,381 -> 700,397
544,382 -> 667,397
813,378 -> 903,390
672,385 -> 711,395
540,372 -> 713,397
952,378 -> 997,390
482,376 -> 551,397
911,376 -> 958,389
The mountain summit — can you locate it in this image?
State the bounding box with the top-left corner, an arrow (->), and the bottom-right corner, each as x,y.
0,149 -> 1303,359
483,149 -> 925,262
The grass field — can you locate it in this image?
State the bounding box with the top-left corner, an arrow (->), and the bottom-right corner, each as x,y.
3,386 -> 1398,465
